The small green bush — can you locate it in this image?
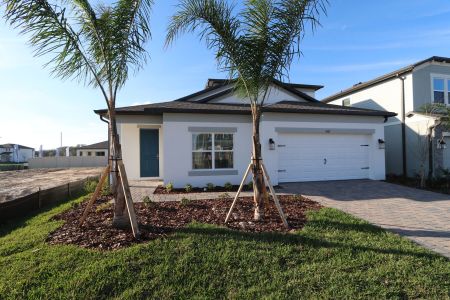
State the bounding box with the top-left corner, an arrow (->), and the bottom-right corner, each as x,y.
184,184 -> 193,193
95,202 -> 112,212
84,179 -> 98,194
206,183 -> 215,191
142,196 -> 155,207
218,192 -> 231,200
224,182 -> 233,191
246,181 -> 253,190
180,197 -> 191,206
101,182 -> 111,196
165,182 -> 174,193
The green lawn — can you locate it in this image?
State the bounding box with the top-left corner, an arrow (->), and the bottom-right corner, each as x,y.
0,194 -> 449,299
0,163 -> 25,171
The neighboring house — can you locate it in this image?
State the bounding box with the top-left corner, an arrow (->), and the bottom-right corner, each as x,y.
76,141 -> 108,157
95,78 -> 395,188
323,56 -> 450,178
0,143 -> 35,163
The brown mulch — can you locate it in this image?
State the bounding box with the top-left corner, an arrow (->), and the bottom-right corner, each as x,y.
47,195 -> 322,250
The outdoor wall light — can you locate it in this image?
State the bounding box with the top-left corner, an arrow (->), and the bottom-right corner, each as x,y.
438,138 -> 447,149
269,138 -> 276,150
378,138 -> 385,149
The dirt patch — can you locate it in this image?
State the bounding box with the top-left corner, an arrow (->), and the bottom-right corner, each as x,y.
47,195 -> 322,250
0,168 -> 103,202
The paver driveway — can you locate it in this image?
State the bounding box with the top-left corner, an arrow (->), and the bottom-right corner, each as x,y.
278,180 -> 450,259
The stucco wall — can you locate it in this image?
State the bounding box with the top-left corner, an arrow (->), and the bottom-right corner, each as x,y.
208,84 -> 307,104
163,113 -> 253,188
413,63 -> 450,110
327,73 -> 413,124
162,113 -> 387,188
117,115 -> 163,180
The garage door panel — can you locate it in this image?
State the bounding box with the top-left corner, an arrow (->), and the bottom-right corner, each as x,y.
278,133 -> 370,182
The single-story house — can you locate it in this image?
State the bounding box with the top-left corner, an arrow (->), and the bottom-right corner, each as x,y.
0,143 -> 35,163
76,141 -> 109,157
95,79 -> 396,188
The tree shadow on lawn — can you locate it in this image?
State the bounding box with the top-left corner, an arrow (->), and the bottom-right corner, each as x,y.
164,222 -> 443,261
0,194 -> 86,238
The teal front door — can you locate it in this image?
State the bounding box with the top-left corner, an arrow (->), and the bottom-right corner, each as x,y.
140,129 -> 159,177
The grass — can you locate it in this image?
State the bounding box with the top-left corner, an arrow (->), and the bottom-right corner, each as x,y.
0,195 -> 449,299
0,163 -> 25,171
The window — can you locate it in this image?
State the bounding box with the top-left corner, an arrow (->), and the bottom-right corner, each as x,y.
342,98 -> 350,106
95,151 -> 105,156
433,78 -> 445,103
79,152 -> 83,157
87,151 -> 92,156
192,133 -> 233,169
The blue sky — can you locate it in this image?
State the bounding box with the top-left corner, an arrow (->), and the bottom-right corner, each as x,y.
2,0 -> 450,150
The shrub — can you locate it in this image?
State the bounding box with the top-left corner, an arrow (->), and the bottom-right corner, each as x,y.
206,183 -> 215,191
224,182 -> 233,191
101,182 -> 111,196
165,182 -> 174,193
218,192 -> 231,200
142,196 -> 155,207
95,202 -> 112,212
184,184 -> 193,193
180,197 -> 191,206
84,178 -> 98,194
246,181 -> 253,190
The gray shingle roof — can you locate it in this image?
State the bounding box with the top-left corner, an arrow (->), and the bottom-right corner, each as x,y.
77,141 -> 108,150
95,100 -> 396,118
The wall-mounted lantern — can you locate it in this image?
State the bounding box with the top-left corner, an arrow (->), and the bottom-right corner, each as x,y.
378,138 -> 385,149
437,137 -> 447,149
269,138 -> 276,150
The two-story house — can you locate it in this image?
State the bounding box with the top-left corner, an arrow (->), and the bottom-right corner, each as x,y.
0,143 -> 35,163
323,56 -> 450,178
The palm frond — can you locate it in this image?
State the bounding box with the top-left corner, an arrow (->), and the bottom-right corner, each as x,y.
166,0 -> 244,88
3,0 -> 103,89
112,0 -> 153,93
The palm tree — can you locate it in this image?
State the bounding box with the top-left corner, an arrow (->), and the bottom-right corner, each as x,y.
3,0 -> 153,229
166,0 -> 327,220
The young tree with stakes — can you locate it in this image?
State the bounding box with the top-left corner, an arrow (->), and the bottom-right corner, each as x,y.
3,0 -> 153,234
166,0 -> 327,221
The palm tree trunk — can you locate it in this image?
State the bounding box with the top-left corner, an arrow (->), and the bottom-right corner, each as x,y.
252,105 -> 265,220
108,100 -> 129,228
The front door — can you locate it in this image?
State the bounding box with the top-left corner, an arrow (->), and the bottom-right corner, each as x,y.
140,129 -> 159,177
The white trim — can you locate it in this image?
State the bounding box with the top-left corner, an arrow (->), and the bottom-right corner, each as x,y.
430,73 -> 450,104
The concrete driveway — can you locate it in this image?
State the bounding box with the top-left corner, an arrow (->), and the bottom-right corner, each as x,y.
277,180 -> 450,259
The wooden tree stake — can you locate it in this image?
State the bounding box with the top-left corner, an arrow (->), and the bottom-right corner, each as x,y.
117,160 -> 140,238
79,165 -> 110,227
225,162 -> 252,223
261,162 -> 289,228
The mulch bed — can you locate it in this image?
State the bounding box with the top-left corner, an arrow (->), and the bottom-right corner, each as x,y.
47,195 -> 322,250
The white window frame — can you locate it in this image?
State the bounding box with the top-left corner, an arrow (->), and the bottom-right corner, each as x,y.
192,132 -> 234,170
431,74 -> 450,105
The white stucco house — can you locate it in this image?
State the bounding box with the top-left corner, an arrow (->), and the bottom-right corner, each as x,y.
76,141 -> 109,157
323,56 -> 450,178
95,78 -> 395,188
0,143 -> 35,163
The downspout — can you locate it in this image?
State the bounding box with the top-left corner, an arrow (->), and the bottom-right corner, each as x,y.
398,75 -> 407,177
428,119 -> 440,181
100,114 -> 111,184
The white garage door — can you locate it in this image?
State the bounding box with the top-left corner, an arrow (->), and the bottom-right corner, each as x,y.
278,133 -> 370,182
